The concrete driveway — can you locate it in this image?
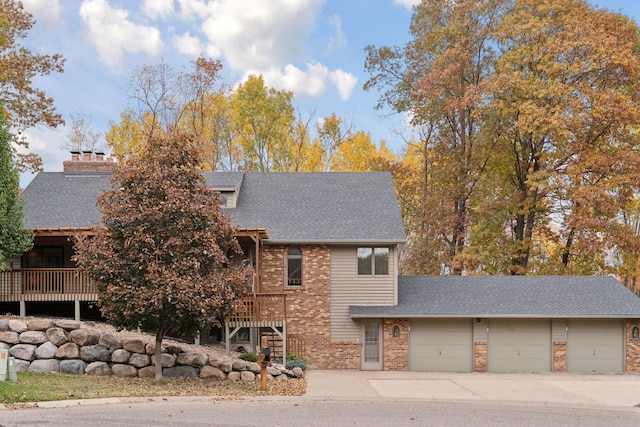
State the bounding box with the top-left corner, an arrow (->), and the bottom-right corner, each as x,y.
305,370 -> 640,409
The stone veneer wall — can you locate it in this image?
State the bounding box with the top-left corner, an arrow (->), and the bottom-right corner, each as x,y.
260,245 -> 361,369
383,319 -> 408,370
0,318 -> 303,380
626,319 -> 640,373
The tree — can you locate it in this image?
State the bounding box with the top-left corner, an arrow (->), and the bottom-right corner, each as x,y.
0,0 -> 65,171
232,75 -> 295,171
366,0 -> 640,275
0,106 -> 32,270
62,114 -> 102,153
74,133 -> 251,381
365,0 -> 501,274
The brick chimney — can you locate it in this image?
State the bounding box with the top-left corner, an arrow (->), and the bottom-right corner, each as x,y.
63,150 -> 115,172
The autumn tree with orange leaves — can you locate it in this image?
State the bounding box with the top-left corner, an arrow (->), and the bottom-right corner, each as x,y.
366,0 -> 640,278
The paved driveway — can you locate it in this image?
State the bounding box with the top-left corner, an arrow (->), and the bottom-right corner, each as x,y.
305,370 -> 640,409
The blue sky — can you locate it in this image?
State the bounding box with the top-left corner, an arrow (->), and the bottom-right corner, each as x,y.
16,0 -> 640,187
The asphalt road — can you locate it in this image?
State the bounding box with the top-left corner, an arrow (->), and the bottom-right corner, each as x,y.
1,397 -> 639,427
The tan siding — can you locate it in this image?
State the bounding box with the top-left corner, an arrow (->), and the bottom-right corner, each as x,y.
330,246 -> 397,341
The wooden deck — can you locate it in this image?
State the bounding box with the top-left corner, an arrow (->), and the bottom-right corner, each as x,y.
0,268 -> 97,302
226,293 -> 287,327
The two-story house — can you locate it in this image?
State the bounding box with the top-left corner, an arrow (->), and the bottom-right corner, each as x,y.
2,153 -> 640,373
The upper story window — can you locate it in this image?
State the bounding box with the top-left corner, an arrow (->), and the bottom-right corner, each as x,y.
357,247 -> 389,276
287,247 -> 302,286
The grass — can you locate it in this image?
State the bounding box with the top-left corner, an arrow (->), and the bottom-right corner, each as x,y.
0,372 -> 306,405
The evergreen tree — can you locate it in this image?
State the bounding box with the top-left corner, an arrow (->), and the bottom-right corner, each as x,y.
0,107 -> 33,270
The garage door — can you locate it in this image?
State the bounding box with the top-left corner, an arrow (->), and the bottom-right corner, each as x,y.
566,319 -> 623,372
409,318 -> 472,372
487,319 -> 551,372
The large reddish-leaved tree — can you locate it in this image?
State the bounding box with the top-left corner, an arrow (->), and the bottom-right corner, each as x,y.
75,133 -> 250,381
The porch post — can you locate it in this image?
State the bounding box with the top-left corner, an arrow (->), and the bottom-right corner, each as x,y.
19,301 -> 26,317
225,320 -> 230,355
74,299 -> 80,321
282,322 -> 287,368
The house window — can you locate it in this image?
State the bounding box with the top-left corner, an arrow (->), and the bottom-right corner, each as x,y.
287,247 -> 302,286
357,247 -> 389,275
23,247 -> 64,268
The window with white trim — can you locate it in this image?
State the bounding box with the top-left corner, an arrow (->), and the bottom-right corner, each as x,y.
357,247 -> 389,275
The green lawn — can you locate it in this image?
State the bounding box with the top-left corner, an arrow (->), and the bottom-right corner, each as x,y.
0,372 -> 306,405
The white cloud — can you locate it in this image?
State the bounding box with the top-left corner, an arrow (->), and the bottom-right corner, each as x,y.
259,63 -> 329,97
174,32 -> 204,56
326,15 -> 347,54
142,0 -> 175,20
21,0 -> 61,25
394,0 -> 420,9
79,0 -> 164,68
330,69 -> 357,100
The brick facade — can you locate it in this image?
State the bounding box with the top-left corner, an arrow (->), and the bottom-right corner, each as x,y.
626,319 -> 640,373
383,319 -> 408,370
553,342 -> 567,372
474,342 -> 487,372
260,245 -> 362,369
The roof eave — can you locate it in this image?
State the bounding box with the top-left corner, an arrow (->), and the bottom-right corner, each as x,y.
264,238 -> 407,245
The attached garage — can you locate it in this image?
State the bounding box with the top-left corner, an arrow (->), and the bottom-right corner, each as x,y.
566,319 -> 624,372
487,319 -> 552,372
408,318 -> 473,372
350,276 -> 640,373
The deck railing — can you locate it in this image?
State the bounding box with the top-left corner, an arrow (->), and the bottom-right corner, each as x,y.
0,268 -> 97,301
227,293 -> 287,326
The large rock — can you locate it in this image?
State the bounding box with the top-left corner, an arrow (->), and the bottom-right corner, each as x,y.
151,353 -> 176,368
176,352 -> 208,367
98,333 -> 122,350
232,360 -> 248,371
0,331 -> 19,344
55,319 -> 82,331
292,367 -> 305,378
111,348 -> 131,363
200,365 -> 226,380
14,359 -> 30,372
27,318 -> 55,331
227,371 -> 241,381
69,329 -> 100,346
122,338 -> 145,354
55,342 -> 81,359
240,371 -> 256,381
46,327 -> 69,346
129,353 -> 150,368
10,344 -> 37,361
0,319 -> 9,331
267,366 -> 282,377
86,361 -> 112,376
163,366 -> 197,378
36,342 -> 58,359
247,362 -> 261,374
8,319 -> 28,333
138,366 -> 155,378
112,364 -> 137,378
19,331 -> 48,345
80,345 -> 112,362
29,359 -> 60,373
60,359 -> 86,375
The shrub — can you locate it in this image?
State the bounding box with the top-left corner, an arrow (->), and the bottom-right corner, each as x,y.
286,352 -> 308,362
286,359 -> 306,371
239,353 -> 259,362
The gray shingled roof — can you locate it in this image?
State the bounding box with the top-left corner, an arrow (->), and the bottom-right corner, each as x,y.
22,171 -> 406,244
350,276 -> 640,318
22,172 -> 112,229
